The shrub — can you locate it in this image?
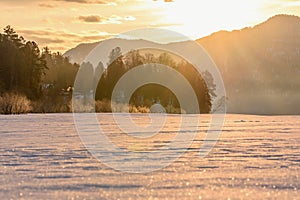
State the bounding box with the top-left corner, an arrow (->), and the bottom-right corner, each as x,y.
95,100 -> 150,113
31,98 -> 71,113
0,93 -> 32,114
95,99 -> 112,113
72,98 -> 94,113
136,106 -> 150,113
129,105 -> 139,113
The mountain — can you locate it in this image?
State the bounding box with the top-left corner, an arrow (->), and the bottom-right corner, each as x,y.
64,38 -> 198,68
64,42 -> 100,64
198,14 -> 300,114
64,14 -> 300,115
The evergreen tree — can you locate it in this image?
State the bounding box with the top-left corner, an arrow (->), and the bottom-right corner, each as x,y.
0,26 -> 47,99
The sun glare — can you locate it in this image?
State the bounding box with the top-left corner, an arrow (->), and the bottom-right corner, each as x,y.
152,0 -> 267,39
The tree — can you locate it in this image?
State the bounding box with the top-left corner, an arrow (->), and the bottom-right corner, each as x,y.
107,46 -> 122,67
97,47 -> 125,100
20,41 -> 47,98
42,49 -> 79,96
177,61 -> 212,113
158,52 -> 177,68
124,50 -> 144,69
3,25 -> 24,48
93,61 -> 104,91
203,70 -> 217,99
96,48 -> 212,113
75,62 -> 94,95
0,26 -> 47,99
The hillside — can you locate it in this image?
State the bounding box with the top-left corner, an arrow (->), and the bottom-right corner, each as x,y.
64,14 -> 300,115
64,42 -> 101,64
198,14 -> 300,114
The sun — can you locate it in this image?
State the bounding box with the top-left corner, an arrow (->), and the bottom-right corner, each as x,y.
152,0 -> 267,39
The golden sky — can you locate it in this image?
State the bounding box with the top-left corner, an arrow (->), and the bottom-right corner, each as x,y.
1,0 -> 300,52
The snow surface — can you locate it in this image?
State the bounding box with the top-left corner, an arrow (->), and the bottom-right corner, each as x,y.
0,114 -> 299,199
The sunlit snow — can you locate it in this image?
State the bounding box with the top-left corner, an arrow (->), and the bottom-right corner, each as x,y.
0,114 -> 299,199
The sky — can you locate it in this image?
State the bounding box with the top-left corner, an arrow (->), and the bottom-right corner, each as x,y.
1,0 -> 300,53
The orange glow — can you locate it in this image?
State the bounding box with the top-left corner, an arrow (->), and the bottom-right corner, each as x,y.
0,0 -> 300,51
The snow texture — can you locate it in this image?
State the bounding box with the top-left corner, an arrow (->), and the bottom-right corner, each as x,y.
0,114 -> 299,199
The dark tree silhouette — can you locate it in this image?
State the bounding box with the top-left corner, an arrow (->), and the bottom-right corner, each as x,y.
0,26 -> 47,99
96,48 -> 212,113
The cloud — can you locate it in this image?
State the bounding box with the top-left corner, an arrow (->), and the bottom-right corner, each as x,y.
105,15 -> 123,24
124,16 -> 136,21
18,29 -> 113,52
55,0 -> 115,5
38,3 -> 56,8
78,15 -> 103,23
41,18 -> 65,26
78,15 -> 136,24
102,15 -> 136,24
283,0 -> 300,7
19,29 -> 111,42
28,37 -> 65,44
149,22 -> 181,28
153,0 -> 174,2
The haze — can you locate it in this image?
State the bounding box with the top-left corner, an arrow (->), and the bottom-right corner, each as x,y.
1,0 -> 300,52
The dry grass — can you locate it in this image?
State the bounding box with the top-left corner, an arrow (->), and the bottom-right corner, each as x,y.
95,99 -> 112,113
0,93 -> 32,114
31,98 -> 71,113
166,105 -> 183,114
72,98 -> 94,113
95,100 -> 150,113
0,93 -> 164,114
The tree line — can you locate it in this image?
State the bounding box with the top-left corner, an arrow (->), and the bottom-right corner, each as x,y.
78,48 -> 213,113
0,26 -> 79,99
0,26 -> 214,114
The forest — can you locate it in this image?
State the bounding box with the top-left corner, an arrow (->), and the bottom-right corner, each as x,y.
0,26 -> 213,114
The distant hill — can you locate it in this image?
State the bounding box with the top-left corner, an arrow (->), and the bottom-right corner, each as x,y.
198,14 -> 300,114
64,14 -> 300,115
63,38 -> 197,68
64,42 -> 100,64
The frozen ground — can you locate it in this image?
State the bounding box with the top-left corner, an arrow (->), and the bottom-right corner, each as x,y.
0,114 -> 299,199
